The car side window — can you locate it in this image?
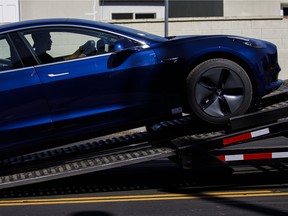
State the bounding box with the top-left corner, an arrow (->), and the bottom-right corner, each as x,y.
22,28 -> 139,65
0,36 -> 22,71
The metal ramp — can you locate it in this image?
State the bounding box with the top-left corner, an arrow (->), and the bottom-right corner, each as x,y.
0,145 -> 176,189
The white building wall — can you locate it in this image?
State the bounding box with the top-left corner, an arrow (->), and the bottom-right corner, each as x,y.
0,0 -> 19,23
224,0 -> 281,17
20,0 -> 100,21
18,1 -> 285,21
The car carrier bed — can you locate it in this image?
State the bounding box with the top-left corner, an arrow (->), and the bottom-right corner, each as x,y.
1,81 -> 288,190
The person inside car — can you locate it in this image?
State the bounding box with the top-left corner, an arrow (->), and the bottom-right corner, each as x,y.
32,31 -> 96,64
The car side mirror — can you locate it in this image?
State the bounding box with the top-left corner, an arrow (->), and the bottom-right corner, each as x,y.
108,39 -> 140,68
108,48 -> 139,69
114,38 -> 134,51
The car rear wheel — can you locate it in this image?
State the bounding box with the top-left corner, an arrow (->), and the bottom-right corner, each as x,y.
186,58 -> 252,124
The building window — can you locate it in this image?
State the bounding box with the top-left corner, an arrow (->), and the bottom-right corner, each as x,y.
169,1 -> 223,18
284,8 -> 288,16
112,13 -> 156,20
100,0 -> 163,6
112,13 -> 133,20
135,13 -> 156,19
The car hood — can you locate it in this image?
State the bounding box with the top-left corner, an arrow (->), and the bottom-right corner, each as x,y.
167,35 -> 225,40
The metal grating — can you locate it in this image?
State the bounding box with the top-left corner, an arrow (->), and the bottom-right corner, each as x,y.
0,146 -> 176,189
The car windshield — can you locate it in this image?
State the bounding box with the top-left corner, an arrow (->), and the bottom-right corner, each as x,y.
92,21 -> 167,44
114,25 -> 168,43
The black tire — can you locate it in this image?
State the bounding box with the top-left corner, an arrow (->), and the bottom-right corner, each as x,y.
186,58 -> 252,124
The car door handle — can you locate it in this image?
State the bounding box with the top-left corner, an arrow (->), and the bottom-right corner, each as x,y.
48,72 -> 70,77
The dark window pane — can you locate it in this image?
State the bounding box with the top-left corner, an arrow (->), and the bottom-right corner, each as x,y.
112,13 -> 133,20
135,13 -> 156,19
284,8 -> 288,16
169,1 -> 223,18
101,0 -> 163,5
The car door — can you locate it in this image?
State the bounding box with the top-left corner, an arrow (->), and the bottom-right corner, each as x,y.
22,27 -> 160,133
0,34 -> 51,150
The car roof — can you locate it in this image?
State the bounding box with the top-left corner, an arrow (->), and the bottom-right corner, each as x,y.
0,18 -> 167,44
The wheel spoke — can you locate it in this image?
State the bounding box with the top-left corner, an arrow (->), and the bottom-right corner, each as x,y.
222,69 -> 244,90
203,94 -> 243,117
202,68 -> 223,86
200,94 -> 215,110
199,76 -> 217,90
203,97 -> 225,117
196,78 -> 216,104
223,95 -> 244,113
218,69 -> 230,88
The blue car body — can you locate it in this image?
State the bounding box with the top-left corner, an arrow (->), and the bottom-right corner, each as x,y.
0,19 -> 282,153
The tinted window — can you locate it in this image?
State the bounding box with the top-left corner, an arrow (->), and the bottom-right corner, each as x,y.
0,36 -> 22,71
22,28 -> 140,65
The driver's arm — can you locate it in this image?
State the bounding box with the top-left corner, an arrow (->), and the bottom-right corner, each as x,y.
64,40 -> 95,60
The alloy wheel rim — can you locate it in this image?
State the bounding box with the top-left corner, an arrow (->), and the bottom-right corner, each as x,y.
195,67 -> 245,117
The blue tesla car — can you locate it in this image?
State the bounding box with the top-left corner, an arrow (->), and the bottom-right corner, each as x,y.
0,18 -> 282,153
